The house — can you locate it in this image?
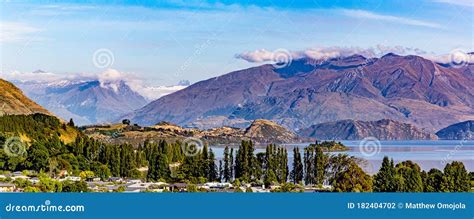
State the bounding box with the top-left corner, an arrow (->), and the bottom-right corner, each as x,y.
203,182 -> 232,190
125,182 -> 170,192
11,175 -> 30,180
12,171 -> 23,176
29,177 -> 40,184
108,177 -> 124,183
127,179 -> 142,184
250,185 -> 269,193
170,183 -> 187,192
60,176 -> 81,182
0,183 -> 16,192
105,185 -> 121,192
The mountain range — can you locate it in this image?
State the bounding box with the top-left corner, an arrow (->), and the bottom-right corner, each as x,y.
124,53 -> 474,134
298,119 -> 437,140
9,72 -> 190,126
15,79 -> 148,125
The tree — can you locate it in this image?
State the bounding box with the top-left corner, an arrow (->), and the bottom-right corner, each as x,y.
79,170 -> 95,180
229,148 -> 234,181
38,176 -> 62,192
26,143 -> 50,172
264,170 -> 277,187
218,160 -> 223,182
315,146 -> 325,185
290,147 -> 303,184
303,146 -> 314,185
395,161 -> 423,192
122,119 -> 131,125
442,161 -> 469,192
223,147 -> 231,182
62,180 -> 89,192
68,118 -> 75,127
235,141 -> 255,182
373,156 -> 396,192
333,162 -> 372,192
424,168 -> 443,192
208,148 -> 218,181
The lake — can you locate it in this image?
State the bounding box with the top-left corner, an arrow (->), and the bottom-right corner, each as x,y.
210,140 -> 474,175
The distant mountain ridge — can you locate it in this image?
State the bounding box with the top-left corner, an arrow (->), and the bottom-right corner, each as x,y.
16,79 -> 148,125
436,120 -> 474,140
124,53 -> 474,133
298,119 -> 437,140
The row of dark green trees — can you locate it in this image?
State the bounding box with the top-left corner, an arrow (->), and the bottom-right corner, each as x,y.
0,114 -> 471,192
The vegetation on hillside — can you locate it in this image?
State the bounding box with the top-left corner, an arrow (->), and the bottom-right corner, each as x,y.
0,113 -> 79,143
0,113 -> 471,192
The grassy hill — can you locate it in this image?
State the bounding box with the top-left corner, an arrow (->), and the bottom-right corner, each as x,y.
0,79 -> 52,116
0,113 -> 80,144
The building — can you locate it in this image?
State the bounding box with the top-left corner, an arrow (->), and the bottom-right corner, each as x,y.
0,183 -> 16,192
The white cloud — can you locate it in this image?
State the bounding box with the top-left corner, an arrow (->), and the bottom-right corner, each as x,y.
96,69 -> 185,99
0,70 -> 73,82
235,45 -> 428,63
1,69 -> 187,101
234,49 -> 277,63
426,51 -> 474,64
0,21 -> 42,43
340,9 -> 441,28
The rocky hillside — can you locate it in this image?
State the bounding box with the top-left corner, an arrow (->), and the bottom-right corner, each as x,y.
124,54 -> 474,132
436,120 -> 474,140
242,119 -> 304,144
0,79 -> 52,116
298,119 -> 438,140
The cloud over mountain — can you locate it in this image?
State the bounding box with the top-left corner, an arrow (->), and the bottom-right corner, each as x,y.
235,46 -> 473,67
1,69 -> 187,101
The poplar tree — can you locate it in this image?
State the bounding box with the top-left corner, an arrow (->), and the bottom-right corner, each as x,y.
291,147 -> 303,184
373,156 -> 396,192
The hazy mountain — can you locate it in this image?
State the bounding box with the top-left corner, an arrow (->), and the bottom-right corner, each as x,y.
0,79 -> 52,116
16,79 -> 148,125
298,119 -> 437,140
436,120 -> 474,140
125,53 -> 474,132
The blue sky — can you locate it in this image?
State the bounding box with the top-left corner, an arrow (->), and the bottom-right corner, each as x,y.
0,0 -> 472,85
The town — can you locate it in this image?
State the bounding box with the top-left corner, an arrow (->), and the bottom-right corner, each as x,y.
0,170 -> 333,193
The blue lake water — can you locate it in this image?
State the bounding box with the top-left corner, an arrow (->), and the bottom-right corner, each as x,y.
210,140 -> 474,174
